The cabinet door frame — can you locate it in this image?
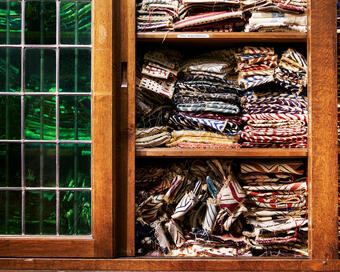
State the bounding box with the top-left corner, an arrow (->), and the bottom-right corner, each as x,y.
0,0 -> 117,258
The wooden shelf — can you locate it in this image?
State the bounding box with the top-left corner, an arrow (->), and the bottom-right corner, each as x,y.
136,148 -> 308,158
137,32 -> 307,44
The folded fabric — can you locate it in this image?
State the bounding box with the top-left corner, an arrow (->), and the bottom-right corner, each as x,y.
166,130 -> 240,147
274,48 -> 307,92
174,11 -> 244,30
245,12 -> 307,33
169,113 -> 241,134
136,126 -> 171,147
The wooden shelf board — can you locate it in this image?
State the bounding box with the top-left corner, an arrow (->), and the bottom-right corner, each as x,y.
137,32 -> 307,44
136,148 -> 308,158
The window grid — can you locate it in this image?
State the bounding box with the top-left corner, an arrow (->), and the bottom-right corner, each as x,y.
1,0 -> 92,236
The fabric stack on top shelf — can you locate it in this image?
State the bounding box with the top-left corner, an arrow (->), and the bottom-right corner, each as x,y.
236,46 -> 278,90
240,160 -> 308,257
241,47 -> 308,148
242,0 -> 307,33
136,49 -> 182,148
175,0 -> 245,32
136,0 -> 179,32
168,49 -> 243,149
135,159 -> 252,257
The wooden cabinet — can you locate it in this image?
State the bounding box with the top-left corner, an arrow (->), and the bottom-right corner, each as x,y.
1,0 -> 340,270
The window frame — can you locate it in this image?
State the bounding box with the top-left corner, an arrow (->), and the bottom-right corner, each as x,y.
0,0 -> 116,258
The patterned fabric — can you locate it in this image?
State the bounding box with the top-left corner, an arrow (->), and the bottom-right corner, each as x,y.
136,126 -> 171,147
236,46 -> 277,89
240,159 -> 307,256
274,48 -> 307,92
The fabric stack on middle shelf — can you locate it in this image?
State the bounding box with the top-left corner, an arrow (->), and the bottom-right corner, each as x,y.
239,160 -> 308,257
241,47 -> 308,148
136,0 -> 179,32
236,46 -> 278,90
168,49 -> 243,149
242,0 -> 307,33
136,49 -> 182,148
175,0 -> 245,32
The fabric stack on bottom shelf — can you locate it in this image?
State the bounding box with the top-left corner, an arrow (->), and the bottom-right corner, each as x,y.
175,0 -> 245,32
136,0 -> 179,32
168,49 -> 242,148
135,159 -> 252,257
236,46 -> 278,89
241,87 -> 308,148
242,0 -> 307,33
136,49 -> 182,147
239,160 -> 308,257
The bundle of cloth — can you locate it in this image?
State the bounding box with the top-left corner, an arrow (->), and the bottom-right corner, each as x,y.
136,49 -> 182,147
240,47 -> 308,148
175,0 -> 246,32
241,86 -> 308,148
274,48 -> 307,92
168,49 -> 243,148
135,159 -> 252,257
239,160 -> 308,257
236,46 -> 278,89
242,0 -> 307,33
136,0 -> 179,32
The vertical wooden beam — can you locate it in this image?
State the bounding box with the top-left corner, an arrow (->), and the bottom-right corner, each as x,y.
115,0 -> 135,256
125,0 -> 136,257
308,0 -> 338,259
92,0 -> 114,257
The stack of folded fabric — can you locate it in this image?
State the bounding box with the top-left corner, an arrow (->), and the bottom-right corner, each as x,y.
137,49 -> 182,100
244,11 -> 307,33
241,86 -> 308,148
241,0 -> 307,14
240,48 -> 308,148
242,0 -> 307,33
136,127 -> 171,148
175,0 -> 245,32
168,49 -> 243,148
136,49 -> 182,146
239,160 -> 308,257
136,0 -> 179,32
274,48 -> 307,92
236,46 -> 278,89
135,159 -> 251,257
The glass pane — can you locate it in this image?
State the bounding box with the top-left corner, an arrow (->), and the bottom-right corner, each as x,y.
0,191 -> 21,234
25,190 -> 56,235
25,49 -> 56,92
25,96 -> 56,140
0,143 -> 21,187
0,0 -> 21,44
59,49 -> 91,93
59,96 -> 91,140
25,0 -> 56,44
60,190 -> 91,235
60,144 -> 91,188
0,96 -> 21,139
25,143 -> 56,187
0,48 -> 21,92
60,1 -> 91,45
